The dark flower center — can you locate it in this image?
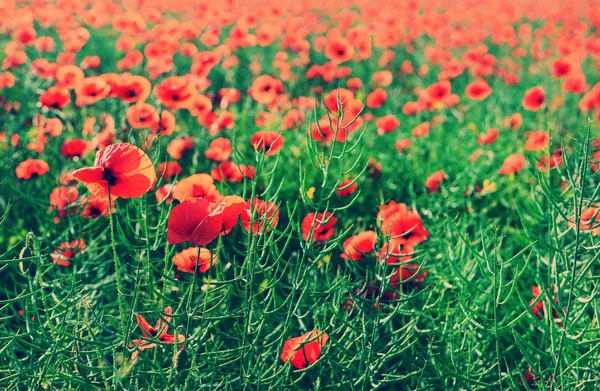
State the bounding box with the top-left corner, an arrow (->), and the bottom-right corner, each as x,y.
102,168 -> 118,186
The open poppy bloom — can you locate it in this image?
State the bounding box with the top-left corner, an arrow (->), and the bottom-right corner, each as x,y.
61,138 -> 88,159
16,159 -> 50,179
522,86 -> 546,111
477,128 -> 500,145
167,195 -> 245,246
376,115 -> 400,135
425,170 -> 447,193
80,195 -> 114,218
240,198 -> 280,235
341,231 -> 378,261
172,173 -> 222,202
498,153 -> 525,175
250,131 -> 284,157
280,330 -> 328,369
524,130 -> 549,151
172,247 -> 215,274
131,306 -> 185,360
39,86 -> 71,109
50,239 -> 85,266
250,74 -> 284,104
465,79 -> 492,101
301,212 -> 338,242
205,138 -> 233,162
49,186 -> 79,222
336,179 -> 358,197
154,76 -> 197,110
324,38 -> 354,64
72,142 -> 156,200
377,201 -> 429,244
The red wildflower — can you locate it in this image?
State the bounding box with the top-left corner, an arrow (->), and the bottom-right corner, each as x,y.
50,239 -> 85,267
172,247 -> 216,274
301,212 -> 338,242
524,130 -> 549,151
240,199 -> 280,235
425,170 -> 447,193
131,307 -> 185,360
250,131 -> 284,157
16,159 -> 49,179
498,153 -> 525,175
465,79 -> 492,101
522,86 -> 546,112
72,143 -> 156,200
341,231 -> 378,261
280,330 -> 328,370
167,196 -> 245,246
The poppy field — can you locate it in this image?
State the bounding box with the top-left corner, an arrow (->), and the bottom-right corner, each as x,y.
2,0 -> 600,389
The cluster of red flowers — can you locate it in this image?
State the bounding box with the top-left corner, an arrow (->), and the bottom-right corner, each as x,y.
4,0 -> 600,382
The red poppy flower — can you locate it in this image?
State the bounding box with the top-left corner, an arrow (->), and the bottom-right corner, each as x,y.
115,75 -> 151,103
498,153 -> 525,175
280,330 -> 328,370
16,159 -> 50,179
402,101 -> 421,115
157,111 -> 176,136
172,173 -> 221,202
324,37 -> 354,64
529,286 -> 563,326
61,138 -> 88,159
49,186 -> 79,222
379,237 -> 415,265
73,143 -> 156,200
76,76 -> 110,105
341,231 -> 377,261
477,128 -> 500,145
80,195 -> 114,218
571,205 -> 600,236
346,77 -> 363,90
395,138 -> 412,152
282,109 -> 305,130
167,196 -> 245,246
310,117 -> 349,143
426,80 -> 452,102
506,113 -> 523,130
550,59 -> 571,79
211,161 -> 245,182
251,74 -> 284,104
250,131 -> 284,157
336,179 -> 358,197
377,201 -> 429,244
205,138 -> 232,162
412,122 -> 430,138
172,247 -> 215,274
131,306 -> 185,360
522,86 -> 546,112
156,184 -> 174,204
50,239 -> 85,267
39,86 -> 71,109
425,170 -> 446,193
376,115 -> 400,135
465,79 -> 492,101
525,130 -> 549,151
154,76 -> 197,110
56,65 -> 84,89
301,212 -> 338,242
157,161 -> 182,180
126,103 -> 158,129
240,198 -> 280,235
366,88 -> 387,108
167,137 -> 194,160
190,94 -> 213,117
